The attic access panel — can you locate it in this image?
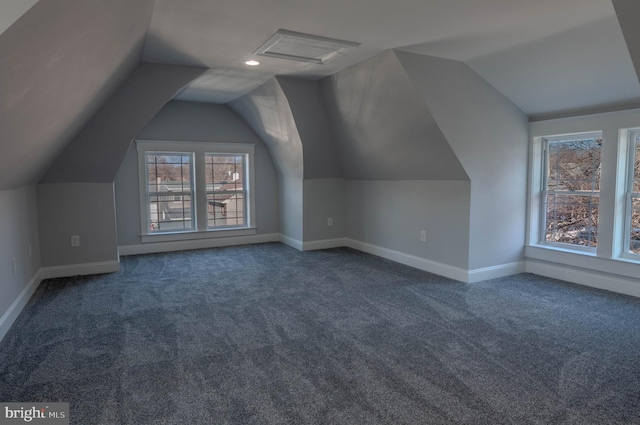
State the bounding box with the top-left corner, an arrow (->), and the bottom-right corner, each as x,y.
254,29 -> 360,64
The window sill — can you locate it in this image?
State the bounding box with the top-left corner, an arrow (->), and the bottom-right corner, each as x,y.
617,253 -> 640,265
528,243 -> 597,257
141,227 -> 257,244
526,244 -> 640,281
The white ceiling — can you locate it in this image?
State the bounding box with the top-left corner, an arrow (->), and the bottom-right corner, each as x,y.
144,0 -> 640,116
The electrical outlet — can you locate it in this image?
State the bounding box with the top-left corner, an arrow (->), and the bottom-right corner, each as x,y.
327,217 -> 333,227
71,235 -> 80,247
420,230 -> 427,242
12,258 -> 16,275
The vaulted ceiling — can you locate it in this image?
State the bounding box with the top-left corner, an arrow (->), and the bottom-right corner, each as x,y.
145,0 -> 640,116
1,0 -> 640,190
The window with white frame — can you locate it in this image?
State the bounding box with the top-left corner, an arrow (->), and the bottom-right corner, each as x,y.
137,140 -> 255,240
145,152 -> 194,232
205,154 -> 246,229
625,131 -> 640,255
541,133 -> 602,248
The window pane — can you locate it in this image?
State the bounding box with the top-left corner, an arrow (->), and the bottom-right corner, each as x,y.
207,193 -> 245,228
634,138 -> 640,193
547,138 -> 601,191
147,154 -> 191,184
205,154 -> 246,229
545,194 -> 598,247
149,194 -> 192,232
630,197 -> 640,255
146,152 -> 193,233
544,136 -> 601,248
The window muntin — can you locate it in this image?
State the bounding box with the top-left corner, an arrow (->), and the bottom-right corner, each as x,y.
145,152 -> 194,233
205,154 -> 247,229
626,132 -> 640,255
542,135 -> 602,248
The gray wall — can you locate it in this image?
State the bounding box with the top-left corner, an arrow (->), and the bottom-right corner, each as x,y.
230,79 -> 304,241
276,77 -> 343,179
346,181 -> 471,269
38,183 -> 118,267
396,51 -> 529,270
115,101 -> 279,247
274,78 -> 347,244
36,63 -> 205,269
310,50 -> 472,269
303,179 -> 346,242
0,186 -> 40,320
279,178 -> 304,243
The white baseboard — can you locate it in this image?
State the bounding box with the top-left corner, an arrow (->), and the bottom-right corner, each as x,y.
526,259 -> 640,298
0,269 -> 42,342
345,238 -> 469,282
279,234 -> 303,251
41,260 -> 120,279
302,238 -> 347,251
467,261 -> 526,283
119,233 -> 280,256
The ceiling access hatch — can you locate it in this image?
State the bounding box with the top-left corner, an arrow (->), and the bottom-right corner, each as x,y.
254,29 -> 360,64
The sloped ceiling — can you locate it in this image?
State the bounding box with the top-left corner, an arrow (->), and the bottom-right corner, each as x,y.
394,50 -> 528,268
141,0 -> 640,120
41,63 -> 207,184
276,77 -> 343,179
463,14 -> 640,120
613,0 -> 640,87
4,0 -> 640,191
229,78 -> 304,179
322,50 -> 468,181
0,0 -> 156,190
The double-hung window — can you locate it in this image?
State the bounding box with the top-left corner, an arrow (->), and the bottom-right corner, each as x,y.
145,152 -> 195,232
625,131 -> 640,255
137,140 -> 255,241
541,133 -> 602,249
205,154 -> 246,229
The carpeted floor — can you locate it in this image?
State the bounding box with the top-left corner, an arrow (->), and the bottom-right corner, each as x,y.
1,243 -> 639,424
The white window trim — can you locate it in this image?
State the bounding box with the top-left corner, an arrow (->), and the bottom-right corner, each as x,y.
528,131 -> 602,254
622,129 -> 640,260
137,140 -> 256,243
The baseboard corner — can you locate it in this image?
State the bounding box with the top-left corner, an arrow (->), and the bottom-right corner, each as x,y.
279,234 -> 303,251
345,238 -> 468,282
467,261 -> 527,283
41,260 -> 120,280
302,238 -> 347,251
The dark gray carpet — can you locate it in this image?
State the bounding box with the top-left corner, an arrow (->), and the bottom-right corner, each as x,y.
1,243 -> 640,424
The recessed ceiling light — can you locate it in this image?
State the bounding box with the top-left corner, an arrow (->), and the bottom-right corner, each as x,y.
245,60 -> 260,66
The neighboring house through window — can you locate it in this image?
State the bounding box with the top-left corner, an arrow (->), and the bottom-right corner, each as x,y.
137,140 -> 256,243
145,152 -> 194,232
205,154 -> 246,229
